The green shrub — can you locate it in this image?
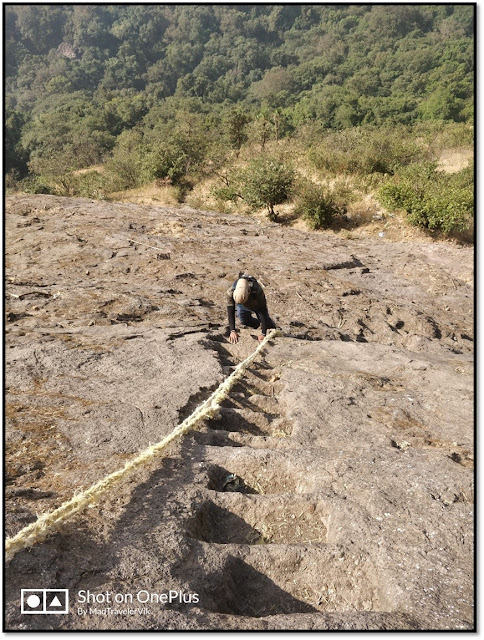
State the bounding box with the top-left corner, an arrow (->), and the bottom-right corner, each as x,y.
308,126 -> 422,176
104,129 -> 145,190
378,162 -> 474,234
212,156 -> 295,220
294,180 -> 347,229
238,157 -> 295,219
21,175 -> 54,195
211,181 -> 239,206
69,171 -> 108,199
5,170 -> 21,193
140,145 -> 188,186
413,120 -> 474,150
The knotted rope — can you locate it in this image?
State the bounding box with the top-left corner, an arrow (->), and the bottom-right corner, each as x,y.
5,329 -> 281,562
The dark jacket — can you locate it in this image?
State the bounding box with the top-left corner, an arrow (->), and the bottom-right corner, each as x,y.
226,276 -> 271,334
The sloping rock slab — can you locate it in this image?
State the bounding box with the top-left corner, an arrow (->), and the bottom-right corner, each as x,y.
264,338 -> 474,630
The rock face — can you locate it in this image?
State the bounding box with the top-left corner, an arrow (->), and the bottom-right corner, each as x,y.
5,195 -> 474,631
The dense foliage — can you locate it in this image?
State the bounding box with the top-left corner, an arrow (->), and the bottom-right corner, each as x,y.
378,161 -> 474,234
6,5 -> 473,172
5,5 -> 474,237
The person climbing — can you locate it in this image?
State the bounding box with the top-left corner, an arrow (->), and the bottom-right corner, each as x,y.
226,273 -> 276,343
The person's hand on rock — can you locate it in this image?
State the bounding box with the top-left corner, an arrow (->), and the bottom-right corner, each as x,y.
229,330 -> 239,344
258,334 -> 265,342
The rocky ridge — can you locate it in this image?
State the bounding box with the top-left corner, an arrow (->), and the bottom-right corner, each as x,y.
5,195 -> 474,630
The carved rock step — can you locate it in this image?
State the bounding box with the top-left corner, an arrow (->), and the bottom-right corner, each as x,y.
182,542 -> 391,617
232,377 -> 283,398
208,406 -> 274,435
199,446 -> 334,494
222,392 -> 280,414
194,427 -> 295,450
246,393 -> 280,413
186,492 -> 329,544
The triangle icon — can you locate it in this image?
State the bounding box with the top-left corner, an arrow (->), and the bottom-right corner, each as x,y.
49,596 -> 62,607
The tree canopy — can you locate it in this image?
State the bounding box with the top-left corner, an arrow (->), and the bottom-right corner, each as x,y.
5,4 -> 474,186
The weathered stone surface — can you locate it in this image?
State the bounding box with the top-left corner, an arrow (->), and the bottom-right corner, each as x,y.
5,195 -> 473,631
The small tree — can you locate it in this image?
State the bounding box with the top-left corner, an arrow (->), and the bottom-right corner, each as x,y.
224,107 -> 250,157
238,157 -> 295,220
212,156 -> 295,221
253,109 -> 272,151
104,128 -> 145,190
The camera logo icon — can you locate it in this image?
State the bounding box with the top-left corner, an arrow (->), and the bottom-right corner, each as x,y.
21,589 -> 69,614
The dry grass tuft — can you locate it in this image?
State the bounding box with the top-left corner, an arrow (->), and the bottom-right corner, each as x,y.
107,182 -> 181,207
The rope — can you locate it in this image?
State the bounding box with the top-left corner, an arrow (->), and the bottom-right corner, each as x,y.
5,329 -> 281,562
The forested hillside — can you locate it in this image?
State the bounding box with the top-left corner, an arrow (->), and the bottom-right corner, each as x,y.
5,4 -> 474,236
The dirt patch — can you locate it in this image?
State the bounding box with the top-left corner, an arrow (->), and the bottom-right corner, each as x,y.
438,148 -> 473,173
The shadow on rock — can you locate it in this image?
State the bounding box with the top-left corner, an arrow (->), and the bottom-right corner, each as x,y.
186,554 -> 318,617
